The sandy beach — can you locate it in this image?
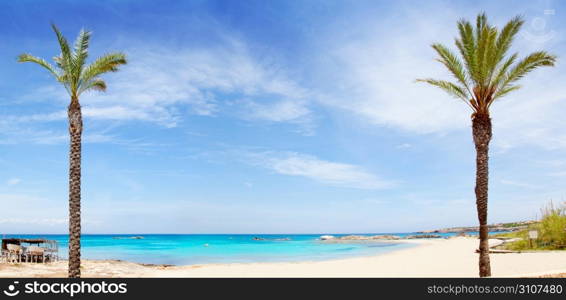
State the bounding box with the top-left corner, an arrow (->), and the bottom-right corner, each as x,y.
1,237 -> 565,278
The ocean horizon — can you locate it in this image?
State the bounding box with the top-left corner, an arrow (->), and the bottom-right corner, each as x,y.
1,232 -> 482,265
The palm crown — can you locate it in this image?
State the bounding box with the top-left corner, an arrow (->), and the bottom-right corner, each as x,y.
18,24 -> 127,100
418,13 -> 556,116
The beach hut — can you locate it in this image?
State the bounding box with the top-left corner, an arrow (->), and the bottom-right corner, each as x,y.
1,238 -> 59,263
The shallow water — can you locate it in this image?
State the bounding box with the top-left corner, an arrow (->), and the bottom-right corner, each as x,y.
1,232 -> 483,265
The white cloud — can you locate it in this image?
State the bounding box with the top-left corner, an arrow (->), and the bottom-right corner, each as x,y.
548,171 -> 566,177
77,38 -> 314,130
314,6 -> 566,151
0,218 -> 66,226
248,151 -> 395,189
315,9 -> 470,134
500,179 -> 541,189
491,74 -> 566,151
239,98 -> 315,135
6,178 -> 21,186
5,111 -> 66,122
8,36 -> 315,135
243,99 -> 311,123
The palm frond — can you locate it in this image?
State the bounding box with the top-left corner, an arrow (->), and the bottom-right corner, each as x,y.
484,27 -> 499,81
492,51 -> 555,101
79,78 -> 107,94
492,85 -> 521,102
79,52 -> 127,88
19,25 -> 126,99
499,51 -> 556,89
73,29 -> 91,74
507,51 -> 556,81
493,16 -> 523,66
17,54 -> 60,78
475,21 -> 494,86
51,24 -> 72,72
431,43 -> 471,92
418,13 -> 556,115
476,13 -> 488,38
416,78 -> 473,109
455,20 -> 478,84
491,53 -> 517,88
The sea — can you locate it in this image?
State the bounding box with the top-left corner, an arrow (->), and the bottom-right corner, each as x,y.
1,232 -> 490,265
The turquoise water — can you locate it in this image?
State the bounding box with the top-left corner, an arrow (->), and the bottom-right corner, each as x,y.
1,233 -> 482,265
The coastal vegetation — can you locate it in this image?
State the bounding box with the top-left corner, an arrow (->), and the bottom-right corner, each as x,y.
492,202 -> 566,251
419,220 -> 535,234
17,25 -> 127,278
417,13 -> 556,277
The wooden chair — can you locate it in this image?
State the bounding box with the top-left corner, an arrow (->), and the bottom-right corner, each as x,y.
6,244 -> 23,263
45,240 -> 59,262
26,246 -> 45,263
0,249 -> 8,263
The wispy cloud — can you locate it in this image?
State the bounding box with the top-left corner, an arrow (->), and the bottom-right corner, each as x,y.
500,179 -> 541,189
8,35 -> 315,135
314,8 -> 470,134
0,218 -> 66,226
247,151 -> 395,189
239,98 -> 314,135
80,37 -> 314,131
312,5 -> 566,152
6,178 -> 21,186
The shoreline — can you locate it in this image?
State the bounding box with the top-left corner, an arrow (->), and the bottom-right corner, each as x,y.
1,237 -> 565,277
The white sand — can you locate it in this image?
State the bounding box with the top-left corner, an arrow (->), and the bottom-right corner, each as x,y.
1,237 -> 565,277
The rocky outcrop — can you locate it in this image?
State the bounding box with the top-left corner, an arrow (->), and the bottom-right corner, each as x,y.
332,235 -> 401,241
252,237 -> 291,241
418,221 -> 536,234
112,236 -> 144,240
404,234 -> 442,239
320,234 -> 445,241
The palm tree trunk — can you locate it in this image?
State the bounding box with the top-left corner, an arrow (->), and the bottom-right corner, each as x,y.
472,113 -> 492,277
68,99 -> 82,278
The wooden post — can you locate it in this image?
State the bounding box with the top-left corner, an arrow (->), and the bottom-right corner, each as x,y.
528,230 -> 538,249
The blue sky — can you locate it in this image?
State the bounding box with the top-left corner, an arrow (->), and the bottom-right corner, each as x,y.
1,0 -> 565,234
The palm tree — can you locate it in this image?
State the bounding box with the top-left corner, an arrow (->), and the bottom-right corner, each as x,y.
18,24 -> 126,278
418,13 -> 556,277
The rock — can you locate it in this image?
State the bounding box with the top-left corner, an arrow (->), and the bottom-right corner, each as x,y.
404,234 -> 442,239
319,235 -> 335,240
417,230 -> 439,234
338,235 -> 367,240
420,221 -> 537,234
112,236 -> 144,240
253,237 -> 291,241
334,235 -> 400,240
370,235 -> 400,240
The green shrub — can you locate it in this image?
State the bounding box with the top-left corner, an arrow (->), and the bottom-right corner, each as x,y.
499,201 -> 566,250
536,201 -> 566,249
